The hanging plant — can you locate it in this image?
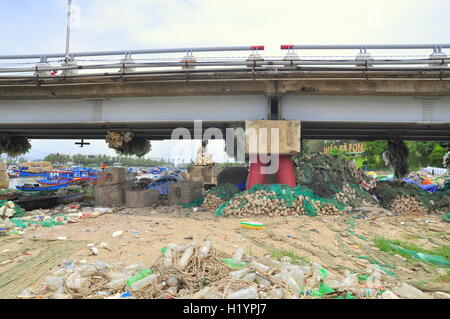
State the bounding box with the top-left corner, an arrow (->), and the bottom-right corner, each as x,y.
0,134 -> 31,157
116,137 -> 151,157
444,151 -> 450,170
382,140 -> 409,178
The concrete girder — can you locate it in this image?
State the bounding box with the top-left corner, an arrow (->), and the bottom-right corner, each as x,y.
0,78 -> 450,100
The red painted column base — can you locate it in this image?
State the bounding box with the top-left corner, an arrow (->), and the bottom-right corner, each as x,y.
246,156 -> 267,190
276,155 -> 296,187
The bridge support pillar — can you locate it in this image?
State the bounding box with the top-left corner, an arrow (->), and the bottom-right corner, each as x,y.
245,120 -> 300,189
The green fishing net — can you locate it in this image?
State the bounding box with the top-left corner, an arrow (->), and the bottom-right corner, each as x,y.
216,184 -> 347,217
292,153 -> 361,198
443,213 -> 450,223
0,200 -> 26,218
207,183 -> 240,200
371,180 -> 450,212
10,214 -> 67,229
388,243 -> 450,267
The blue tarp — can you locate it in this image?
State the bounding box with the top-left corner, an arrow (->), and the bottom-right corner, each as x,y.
236,182 -> 246,191
146,175 -> 183,195
403,178 -> 440,192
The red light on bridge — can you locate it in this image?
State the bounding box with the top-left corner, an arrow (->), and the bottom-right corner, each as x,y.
280,45 -> 294,50
250,45 -> 265,50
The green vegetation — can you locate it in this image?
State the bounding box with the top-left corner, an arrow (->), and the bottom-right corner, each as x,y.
302,140 -> 449,171
43,153 -> 174,167
435,270 -> 450,283
402,234 -> 424,240
41,154 -> 247,168
270,247 -> 309,264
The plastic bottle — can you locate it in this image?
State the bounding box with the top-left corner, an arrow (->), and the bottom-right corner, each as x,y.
232,246 -> 244,262
243,272 -> 257,282
126,262 -> 145,270
338,274 -> 358,288
166,276 -> 178,287
107,278 -> 127,290
163,248 -> 173,267
270,288 -> 284,299
289,269 -> 305,286
126,268 -> 153,287
227,286 -> 258,299
167,243 -> 184,252
44,276 -> 64,292
78,264 -> 98,277
279,271 -> 300,293
130,274 -> 157,291
249,261 -> 269,273
229,268 -> 250,279
178,247 -> 193,269
199,241 -> 212,258
65,272 -> 90,291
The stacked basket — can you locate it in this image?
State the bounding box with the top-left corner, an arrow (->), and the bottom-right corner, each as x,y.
168,181 -> 203,205
95,168 -> 127,207
125,189 -> 160,208
0,163 -> 8,190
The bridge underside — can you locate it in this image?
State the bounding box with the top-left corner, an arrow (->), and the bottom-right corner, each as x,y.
0,79 -> 449,141
0,121 -> 449,141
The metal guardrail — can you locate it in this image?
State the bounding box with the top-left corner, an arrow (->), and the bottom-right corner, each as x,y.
0,46 -> 265,61
0,44 -> 448,80
280,44 -> 450,51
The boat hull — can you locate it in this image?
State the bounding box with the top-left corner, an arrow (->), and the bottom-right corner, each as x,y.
18,171 -> 50,177
15,196 -> 59,211
57,192 -> 85,205
16,181 -> 73,192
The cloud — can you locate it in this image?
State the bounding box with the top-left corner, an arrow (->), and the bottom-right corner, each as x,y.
70,0 -> 450,54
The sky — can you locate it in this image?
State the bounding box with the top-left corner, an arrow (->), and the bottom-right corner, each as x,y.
1,0 -> 449,162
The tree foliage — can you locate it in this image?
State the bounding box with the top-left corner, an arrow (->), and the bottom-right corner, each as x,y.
44,153 -> 172,167
302,139 -> 449,172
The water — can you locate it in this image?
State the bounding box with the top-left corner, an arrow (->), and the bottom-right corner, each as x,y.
8,177 -> 38,189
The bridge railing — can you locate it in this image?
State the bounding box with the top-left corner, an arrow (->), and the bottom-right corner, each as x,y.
0,44 -> 448,81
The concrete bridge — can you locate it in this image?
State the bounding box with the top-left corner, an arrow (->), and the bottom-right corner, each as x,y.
1,44 -> 449,141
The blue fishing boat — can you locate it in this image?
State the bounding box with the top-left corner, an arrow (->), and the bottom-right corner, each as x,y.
14,162 -> 53,177
36,169 -> 97,185
16,180 -> 75,192
17,171 -> 50,178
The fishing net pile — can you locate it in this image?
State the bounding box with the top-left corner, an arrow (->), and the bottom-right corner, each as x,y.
212,154 -> 379,217
217,184 -> 352,217
292,153 -> 378,208
382,140 -> 409,178
370,180 -> 438,214
202,183 -> 241,209
105,131 -> 151,157
0,134 -> 31,157
428,190 -> 450,213
0,200 -> 26,219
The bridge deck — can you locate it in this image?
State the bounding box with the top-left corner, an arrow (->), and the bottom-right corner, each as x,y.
1,71 -> 449,141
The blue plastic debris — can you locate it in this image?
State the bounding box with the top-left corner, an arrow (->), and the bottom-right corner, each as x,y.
120,292 -> 131,298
